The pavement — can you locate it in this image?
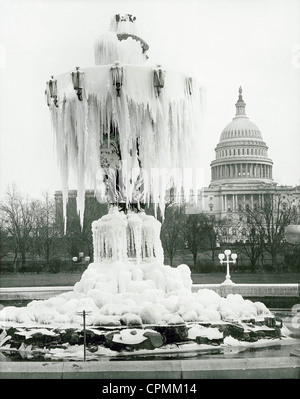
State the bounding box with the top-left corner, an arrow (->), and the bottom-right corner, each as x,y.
0,357 -> 299,379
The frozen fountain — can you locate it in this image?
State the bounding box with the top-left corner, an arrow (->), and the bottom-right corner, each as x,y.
0,15 -> 298,364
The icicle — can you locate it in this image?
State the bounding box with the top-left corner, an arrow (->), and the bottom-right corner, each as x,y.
140,213 -> 164,263
127,212 -> 142,263
92,208 -> 128,262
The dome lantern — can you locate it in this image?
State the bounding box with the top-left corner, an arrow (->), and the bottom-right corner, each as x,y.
235,86 -> 246,117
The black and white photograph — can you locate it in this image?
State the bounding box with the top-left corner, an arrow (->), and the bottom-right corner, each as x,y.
0,0 -> 299,384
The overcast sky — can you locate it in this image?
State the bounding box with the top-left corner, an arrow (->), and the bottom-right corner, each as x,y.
0,0 -> 299,200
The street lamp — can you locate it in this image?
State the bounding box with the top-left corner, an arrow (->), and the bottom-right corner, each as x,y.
76,310 -> 92,361
284,225 -> 300,245
218,249 -> 237,285
110,61 -> 124,97
153,64 -> 165,97
72,252 -> 90,264
45,75 -> 58,107
71,66 -> 84,100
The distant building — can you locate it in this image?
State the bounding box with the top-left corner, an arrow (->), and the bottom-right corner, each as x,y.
197,87 -> 300,243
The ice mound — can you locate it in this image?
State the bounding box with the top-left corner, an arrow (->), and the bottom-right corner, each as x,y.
0,209 -> 272,327
0,261 -> 271,327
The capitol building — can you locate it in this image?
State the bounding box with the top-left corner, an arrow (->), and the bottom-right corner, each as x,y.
197,87 -> 300,243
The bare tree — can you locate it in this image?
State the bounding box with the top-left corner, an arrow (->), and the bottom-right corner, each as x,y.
242,193 -> 298,270
236,227 -> 264,273
160,203 -> 185,266
0,184 -> 37,268
0,213 -> 13,260
30,192 -> 57,265
181,212 -> 209,269
200,215 -> 226,263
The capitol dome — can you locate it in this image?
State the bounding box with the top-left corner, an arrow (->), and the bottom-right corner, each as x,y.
210,87 -> 274,186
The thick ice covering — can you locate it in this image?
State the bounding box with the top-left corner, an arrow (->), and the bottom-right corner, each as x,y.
50,65 -> 204,223
15,15 -> 273,333
92,208 -> 164,263
0,264 -> 271,326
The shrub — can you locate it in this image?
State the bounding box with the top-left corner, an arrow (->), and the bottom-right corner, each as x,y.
60,260 -> 73,273
284,248 -> 300,272
196,260 -> 215,273
263,264 -> 275,272
48,257 -> 62,274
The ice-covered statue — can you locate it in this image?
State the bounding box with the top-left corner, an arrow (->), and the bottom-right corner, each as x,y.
46,13 -> 204,265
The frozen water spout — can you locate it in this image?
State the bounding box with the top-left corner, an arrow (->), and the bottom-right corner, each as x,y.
94,14 -> 149,65
92,208 -> 164,264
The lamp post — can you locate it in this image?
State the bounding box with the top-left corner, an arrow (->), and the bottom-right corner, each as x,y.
218,249 -> 237,285
284,225 -> 300,245
45,76 -> 58,107
71,66 -> 84,100
76,310 -> 92,361
153,64 -> 165,97
110,61 -> 124,97
72,252 -> 90,264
